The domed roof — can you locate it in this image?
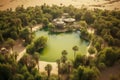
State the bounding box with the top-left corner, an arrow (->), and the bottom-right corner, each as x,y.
63,18 -> 75,23
56,21 -> 65,25
53,18 -> 65,26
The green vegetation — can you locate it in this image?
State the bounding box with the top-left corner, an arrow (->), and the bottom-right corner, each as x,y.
0,52 -> 42,80
88,46 -> 96,54
0,4 -> 120,80
26,36 -> 47,54
5,38 -> 15,51
72,45 -> 79,60
72,66 -> 100,80
45,64 -> 52,80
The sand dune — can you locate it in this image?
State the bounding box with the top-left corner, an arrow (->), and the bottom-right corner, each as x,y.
0,0 -> 120,10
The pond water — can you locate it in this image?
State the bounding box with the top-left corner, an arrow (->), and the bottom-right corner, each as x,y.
35,30 -> 89,62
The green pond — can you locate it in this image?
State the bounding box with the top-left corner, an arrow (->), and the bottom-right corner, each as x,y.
35,30 -> 89,62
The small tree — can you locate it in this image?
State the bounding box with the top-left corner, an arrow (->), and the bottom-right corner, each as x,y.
10,31 -> 18,40
72,46 -> 79,60
20,28 -> 31,45
34,36 -> 47,52
75,66 -> 100,80
33,53 -> 40,71
43,18 -> 49,28
26,44 -> 35,54
12,74 -> 24,80
61,50 -> 68,63
56,59 -> 61,80
5,38 -> 15,51
88,46 -> 96,54
83,11 -> 96,24
62,50 -> 68,56
45,64 -> 52,80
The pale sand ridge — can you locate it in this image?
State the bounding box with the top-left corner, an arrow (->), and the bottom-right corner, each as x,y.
0,0 -> 120,10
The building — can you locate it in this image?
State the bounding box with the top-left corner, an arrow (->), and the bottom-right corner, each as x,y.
63,18 -> 75,23
53,18 -> 66,29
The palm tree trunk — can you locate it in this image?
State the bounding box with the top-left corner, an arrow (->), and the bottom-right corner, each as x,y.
74,51 -> 76,60
38,61 -> 39,71
58,65 -> 60,80
30,27 -> 32,38
48,71 -> 50,80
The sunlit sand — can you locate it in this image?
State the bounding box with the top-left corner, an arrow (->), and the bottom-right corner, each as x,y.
0,0 -> 120,10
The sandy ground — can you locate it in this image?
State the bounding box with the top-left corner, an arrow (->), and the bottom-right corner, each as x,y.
86,28 -> 95,57
13,39 -> 26,61
39,61 -> 58,74
0,0 -> 120,11
32,24 -> 42,32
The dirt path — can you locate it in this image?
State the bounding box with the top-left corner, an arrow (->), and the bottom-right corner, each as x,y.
14,24 -> 42,61
86,27 -> 95,57
13,39 -> 26,61
16,49 -> 26,61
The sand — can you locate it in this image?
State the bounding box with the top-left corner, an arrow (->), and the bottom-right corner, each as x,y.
0,0 -> 120,10
13,39 -> 26,61
31,24 -> 43,32
39,61 -> 58,74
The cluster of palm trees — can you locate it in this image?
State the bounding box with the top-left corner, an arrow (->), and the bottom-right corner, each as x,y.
20,45 -> 79,80
55,46 -> 79,80
43,46 -> 79,80
42,45 -> 79,80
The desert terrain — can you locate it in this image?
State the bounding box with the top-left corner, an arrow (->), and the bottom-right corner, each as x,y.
0,0 -> 120,10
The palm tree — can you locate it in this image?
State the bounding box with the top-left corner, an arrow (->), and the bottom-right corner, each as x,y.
62,50 -> 68,56
67,61 -> 72,80
72,46 -> 79,60
56,59 -> 61,80
29,20 -> 37,32
5,38 -> 15,52
61,55 -> 67,63
20,54 -> 36,70
45,64 -> 52,80
33,53 -> 40,71
61,50 -> 68,63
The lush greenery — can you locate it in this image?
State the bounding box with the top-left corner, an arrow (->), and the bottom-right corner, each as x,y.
0,4 -> 120,80
26,36 -> 47,54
